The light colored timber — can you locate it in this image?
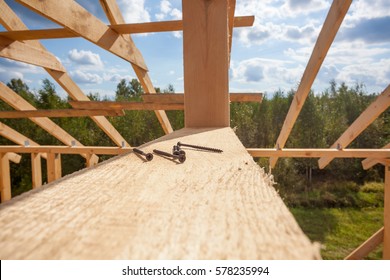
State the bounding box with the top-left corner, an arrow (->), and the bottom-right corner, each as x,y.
0,109 -> 124,118
228,0 -> 236,61
47,153 -> 61,183
0,153 -> 11,202
0,82 -> 97,162
5,152 -> 21,164
247,148 -> 390,158
0,37 -> 65,72
0,145 -> 132,155
0,16 -> 255,41
362,143 -> 390,170
0,127 -> 319,259
0,1 -> 129,148
31,153 -> 42,189
15,0 -> 147,70
270,0 -> 352,168
183,0 -> 230,127
99,0 -> 173,134
385,164 -> 390,259
141,93 -> 263,104
69,101 -> 183,111
318,84 -> 390,169
345,227 -> 384,260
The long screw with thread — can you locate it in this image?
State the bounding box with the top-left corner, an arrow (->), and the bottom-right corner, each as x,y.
153,149 -> 186,163
177,142 -> 223,153
133,148 -> 154,161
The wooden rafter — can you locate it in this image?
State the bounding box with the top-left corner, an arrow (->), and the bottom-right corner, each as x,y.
345,227 -> 384,260
0,82 -> 97,162
385,164 -> 390,259
0,16 -> 254,41
0,0 -> 129,148
141,93 -> 263,104
5,152 -> 21,164
15,0 -> 147,71
99,0 -> 173,134
269,0 -> 352,168
69,101 -> 183,111
318,84 -> 390,169
0,109 -> 124,118
362,143 -> 390,170
0,37 -> 65,72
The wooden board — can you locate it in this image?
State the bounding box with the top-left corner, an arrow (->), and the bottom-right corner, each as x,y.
0,128 -> 319,259
0,153 -> 11,202
0,109 -> 124,118
183,0 -> 230,127
345,227 -> 384,260
385,164 -> 390,259
141,93 -> 263,104
69,101 -> 183,111
362,143 -> 390,169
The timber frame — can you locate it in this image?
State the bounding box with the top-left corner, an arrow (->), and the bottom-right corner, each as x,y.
0,0 -> 389,259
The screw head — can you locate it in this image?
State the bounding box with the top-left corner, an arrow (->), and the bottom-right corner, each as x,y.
178,154 -> 186,163
145,153 -> 153,161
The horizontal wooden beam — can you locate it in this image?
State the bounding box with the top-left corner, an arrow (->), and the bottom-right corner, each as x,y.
141,93 -> 263,104
0,109 -> 124,118
362,143 -> 390,170
0,145 -> 132,155
69,101 -> 184,111
0,16 -> 255,41
247,148 -> 390,159
345,227 -> 384,260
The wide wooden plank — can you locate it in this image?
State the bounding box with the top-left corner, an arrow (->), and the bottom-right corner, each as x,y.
0,16 -> 255,40
16,0 -> 147,70
0,109 -> 124,118
0,37 -> 65,72
247,148 -> 390,158
385,164 -> 390,259
183,0 -> 230,127
69,101 -> 183,111
318,84 -> 390,169
362,143 -> 390,170
0,127 -> 319,259
270,0 -> 352,167
345,227 -> 384,260
141,93 -> 263,104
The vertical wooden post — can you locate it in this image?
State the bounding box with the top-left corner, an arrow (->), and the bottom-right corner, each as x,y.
86,154 -> 99,168
0,153 -> 11,202
47,153 -> 61,183
183,0 -> 230,127
384,163 -> 390,259
31,153 -> 42,188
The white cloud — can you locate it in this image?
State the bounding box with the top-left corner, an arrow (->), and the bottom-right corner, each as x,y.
281,0 -> 330,17
68,49 -> 103,68
70,70 -> 103,84
119,0 -> 150,23
103,73 -> 134,83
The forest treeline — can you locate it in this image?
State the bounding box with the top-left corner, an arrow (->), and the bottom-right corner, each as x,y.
1,78 -> 388,203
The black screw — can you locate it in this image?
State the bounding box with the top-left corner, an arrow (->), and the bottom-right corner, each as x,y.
153,149 -> 186,163
173,145 -> 186,156
177,142 -> 223,153
133,148 -> 153,161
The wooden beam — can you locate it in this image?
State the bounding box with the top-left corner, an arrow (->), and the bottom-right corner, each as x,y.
141,93 -> 263,104
16,0 -> 147,71
31,153 -> 42,189
362,143 -> 390,170
0,16 -> 255,40
385,164 -> 390,259
6,152 -> 21,164
228,0 -> 237,61
183,0 -> 230,127
69,101 -> 183,111
0,82 -> 96,161
47,153 -> 61,183
270,0 -> 352,168
319,84 -> 390,169
0,145 -> 132,155
0,36 -> 65,72
99,0 -> 173,135
0,109 -> 124,118
345,227 -> 384,260
247,148 -> 390,158
0,153 -> 11,202
0,1 -> 130,148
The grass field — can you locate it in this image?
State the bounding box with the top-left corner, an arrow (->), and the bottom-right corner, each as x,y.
290,207 -> 384,259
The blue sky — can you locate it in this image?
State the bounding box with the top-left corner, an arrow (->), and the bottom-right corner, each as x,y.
0,0 -> 389,99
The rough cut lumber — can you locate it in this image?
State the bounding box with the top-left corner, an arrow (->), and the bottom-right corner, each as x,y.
362,143 -> 390,170
0,16 -> 255,40
0,1 -> 130,148
0,127 -> 319,259
99,0 -> 173,135
345,227 -> 384,260
183,0 -> 230,127
318,84 -> 390,169
270,0 -> 352,168
46,153 -> 61,183
31,153 -> 42,189
247,148 -> 390,159
0,109 -> 125,118
69,101 -> 183,111
385,164 -> 390,259
0,153 -> 11,202
141,93 -> 263,104
15,0 -> 147,70
0,37 -> 65,72
0,145 -> 131,155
